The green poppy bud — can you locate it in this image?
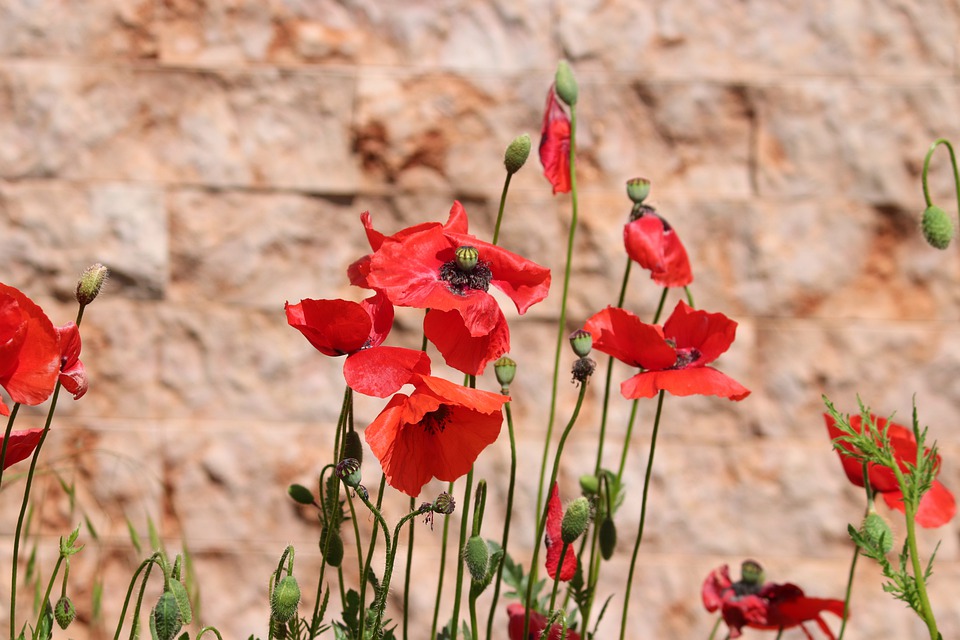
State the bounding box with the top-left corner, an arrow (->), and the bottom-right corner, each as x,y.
464,536 -> 489,583
336,458 -> 362,489
599,516 -> 617,560
288,484 -> 314,505
455,246 -> 480,272
569,329 -> 592,357
740,560 -> 764,586
75,263 -> 109,307
504,133 -> 532,174
554,60 -> 578,106
561,497 -> 591,544
579,474 -> 599,496
271,575 -> 301,623
862,512 -> 894,554
320,526 -> 344,567
54,596 -> 76,630
626,178 -> 651,204
922,205 -> 953,249
433,491 -> 456,515
494,356 -> 517,392
152,591 -> 183,640
343,429 -> 364,465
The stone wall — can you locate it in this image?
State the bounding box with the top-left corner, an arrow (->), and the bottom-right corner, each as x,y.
2,1 -> 960,638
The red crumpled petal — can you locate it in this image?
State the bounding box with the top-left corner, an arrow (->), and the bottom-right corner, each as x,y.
662,301 -> 738,365
343,346 -> 430,398
57,323 -> 88,400
622,366 -> 751,401
506,603 -> 582,640
623,215 -> 693,287
539,87 -> 571,194
544,482 -> 577,581
0,428 -> 44,470
584,307 -> 674,369
359,291 -> 394,349
285,298 -> 372,356
701,564 -> 733,613
424,305 -> 510,376
0,284 -> 60,407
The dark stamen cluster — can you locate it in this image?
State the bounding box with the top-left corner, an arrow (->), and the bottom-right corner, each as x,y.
629,203 -> 673,231
571,356 -> 596,385
439,260 -> 493,295
672,348 -> 701,369
422,405 -> 451,435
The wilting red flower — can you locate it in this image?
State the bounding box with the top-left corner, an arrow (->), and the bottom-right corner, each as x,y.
360,202 -> 550,375
364,375 -> 506,497
539,86 -> 572,194
285,291 -> 430,398
825,412 -> 956,528
0,283 -> 60,416
584,301 -> 749,401
506,603 -> 581,640
544,482 -> 577,581
702,562 -> 844,639
0,428 -> 44,470
57,323 -> 88,400
624,206 -> 693,287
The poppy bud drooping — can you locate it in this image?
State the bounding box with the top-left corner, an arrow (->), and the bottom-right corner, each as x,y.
921,204 -> 953,249
861,510 -> 894,554
599,516 -> 617,560
579,474 -> 599,495
54,596 -> 76,630
504,133 -> 532,175
343,429 -> 364,465
75,263 -> 109,307
626,177 -> 651,204
320,527 -> 344,567
152,592 -> 183,640
494,356 -> 517,393
554,60 -> 578,107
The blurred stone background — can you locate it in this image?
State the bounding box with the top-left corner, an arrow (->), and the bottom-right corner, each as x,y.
1,0 -> 960,638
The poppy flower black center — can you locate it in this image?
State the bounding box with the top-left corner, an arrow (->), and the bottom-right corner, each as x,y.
672,347 -> 701,369
728,580 -> 764,599
439,259 -> 493,295
422,405 -> 451,435
629,204 -> 674,232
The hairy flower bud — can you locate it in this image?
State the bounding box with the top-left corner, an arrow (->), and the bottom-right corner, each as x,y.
569,329 -> 593,358
922,204 -> 953,249
271,575 -> 301,623
288,484 -> 314,505
504,133 -> 532,174
626,177 -> 651,204
152,591 -> 183,640
561,497 -> 590,544
862,512 -> 894,554
579,474 -> 599,496
494,356 -> 517,392
320,526 -> 344,567
75,263 -> 109,307
554,60 -> 578,106
464,536 -> 489,583
599,516 -> 617,560
54,595 -> 76,629
343,429 -> 364,466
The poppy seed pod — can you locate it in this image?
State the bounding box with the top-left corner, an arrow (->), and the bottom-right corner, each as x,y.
626,178 -> 651,204
336,458 -> 362,489
740,560 -> 764,586
494,356 -> 517,392
433,491 -> 456,515
554,60 -> 578,106
464,536 -> 489,583
561,497 -> 591,544
455,245 -> 479,272
152,592 -> 183,640
504,133 -> 532,174
569,329 -> 593,357
271,575 -> 301,623
922,204 -> 953,249
75,263 -> 109,307
54,595 -> 76,629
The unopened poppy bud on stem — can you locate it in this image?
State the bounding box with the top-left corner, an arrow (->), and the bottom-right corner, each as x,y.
464,535 -> 489,582
861,510 -> 894,554
75,263 -> 109,306
626,177 -> 651,204
504,133 -> 532,174
561,497 -> 590,544
343,429 -> 364,465
271,575 -> 301,623
554,60 -> 578,106
494,356 -> 517,393
54,595 -> 76,629
921,204 -> 953,249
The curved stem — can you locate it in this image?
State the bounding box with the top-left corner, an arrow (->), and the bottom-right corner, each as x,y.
485,401 -> 517,640
112,554 -> 161,640
618,390 -> 666,640
492,172 -> 513,247
357,474 -> 388,640
357,487 -> 393,636
430,480 -> 455,639
0,403 -> 22,487
537,103 -> 579,528
522,381 -> 589,639
921,139 -> 960,213
197,627 -> 225,640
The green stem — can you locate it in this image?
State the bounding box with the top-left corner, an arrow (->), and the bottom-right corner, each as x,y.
547,543 -> 570,613
450,469 -> 474,640
522,381 -> 589,639
652,286 -> 669,324
0,403 -> 22,487
838,461 -> 873,640
403,496 -> 415,640
485,400 -> 517,640
904,499 -> 939,639
921,140 -> 960,221
615,400 -> 640,484
536,103 -> 579,528
706,617 -> 722,640
112,554 -> 161,640
356,487 -> 393,636
618,390 -> 666,640
197,627 -> 225,640
430,480 -> 455,639
492,172 -> 513,247
374,506 -> 430,634
357,474 -> 388,640
35,555 -> 64,634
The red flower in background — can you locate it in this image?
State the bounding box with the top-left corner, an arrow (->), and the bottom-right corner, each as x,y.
584,301 -> 749,401
57,323 -> 88,400
285,291 -> 430,398
360,202 -> 550,375
702,562 -> 844,639
825,412 -> 956,528
0,428 -> 44,470
364,375 -> 506,497
544,482 -> 577,581
506,604 -> 581,640
0,283 -> 60,415
539,86 -> 572,194
624,206 -> 693,287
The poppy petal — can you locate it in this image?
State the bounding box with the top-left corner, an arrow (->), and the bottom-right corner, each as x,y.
544,482 -> 577,581
343,346 -> 431,398
359,291 -> 394,349
663,301 -> 738,365
584,307 -> 674,370
57,323 -> 88,400
0,284 -> 60,407
424,307 -> 510,376
621,367 -> 750,401
624,215 -> 693,287
914,480 -> 956,528
285,298 -> 372,356
539,88 -> 571,194
0,428 -> 44,470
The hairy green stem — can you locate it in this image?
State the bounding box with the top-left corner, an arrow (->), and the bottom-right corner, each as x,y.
430,480 -> 455,639
485,400 -> 517,640
921,139 -> 960,220
838,461 -> 873,640
449,468 -> 474,640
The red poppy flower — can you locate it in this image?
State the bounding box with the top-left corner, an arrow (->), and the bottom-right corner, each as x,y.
364,375 -> 506,497
360,201 -> 550,374
824,412 -> 956,528
506,603 -> 581,640
544,482 -> 577,581
0,428 -> 44,470
539,86 -> 572,194
624,207 -> 693,287
0,283 -> 60,415
702,563 -> 844,639
285,291 -> 430,398
57,323 -> 88,400
584,301 -> 749,401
